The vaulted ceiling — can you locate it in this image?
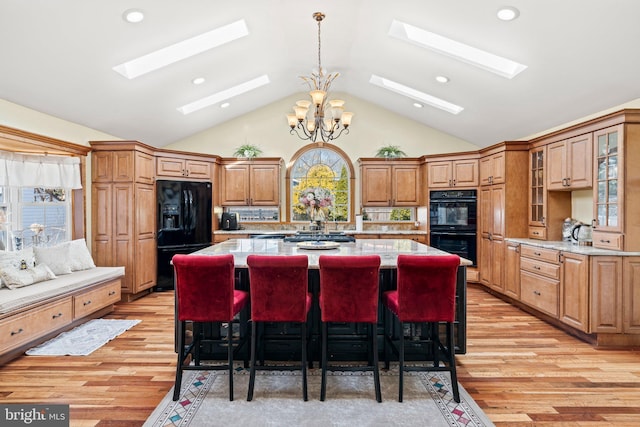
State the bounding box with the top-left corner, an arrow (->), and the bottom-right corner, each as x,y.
1,0 -> 639,148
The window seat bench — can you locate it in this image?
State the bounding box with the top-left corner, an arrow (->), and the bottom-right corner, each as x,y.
0,266 -> 125,365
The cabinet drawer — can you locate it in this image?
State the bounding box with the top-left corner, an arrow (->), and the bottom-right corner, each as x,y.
521,257 -> 560,280
592,231 -> 623,251
520,271 -> 559,317
74,281 -> 121,319
528,226 -> 547,240
520,245 -> 560,264
0,299 -> 73,353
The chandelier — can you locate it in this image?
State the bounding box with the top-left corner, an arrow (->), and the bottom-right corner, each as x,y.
286,12 -> 353,144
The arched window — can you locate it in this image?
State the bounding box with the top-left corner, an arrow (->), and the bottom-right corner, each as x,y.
287,145 -> 355,223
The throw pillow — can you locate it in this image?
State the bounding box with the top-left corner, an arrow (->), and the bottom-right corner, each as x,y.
67,239 -> 96,271
0,264 -> 56,289
0,248 -> 35,288
34,244 -> 72,275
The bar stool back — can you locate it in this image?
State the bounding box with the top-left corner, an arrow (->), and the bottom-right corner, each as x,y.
172,254 -> 249,401
382,254 -> 461,402
246,254 -> 311,401
318,254 -> 382,402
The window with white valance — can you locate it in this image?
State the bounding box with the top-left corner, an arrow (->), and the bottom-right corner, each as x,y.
0,152 -> 82,189
0,153 -> 80,250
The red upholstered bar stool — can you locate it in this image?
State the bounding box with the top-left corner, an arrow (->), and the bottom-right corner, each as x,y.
382,254 -> 461,403
246,254 -> 311,401
318,255 -> 382,402
172,254 -> 249,401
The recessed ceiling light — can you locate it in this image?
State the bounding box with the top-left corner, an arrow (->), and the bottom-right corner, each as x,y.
123,9 -> 145,24
370,74 -> 463,115
413,103 -> 423,108
497,6 -> 520,21
177,75 -> 270,115
192,77 -> 205,85
113,19 -> 249,79
388,20 -> 527,79
435,75 -> 450,83
220,102 -> 231,108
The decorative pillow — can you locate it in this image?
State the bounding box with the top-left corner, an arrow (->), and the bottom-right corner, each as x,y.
67,239 -> 96,271
0,248 -> 35,288
0,264 -> 56,289
34,244 -> 72,275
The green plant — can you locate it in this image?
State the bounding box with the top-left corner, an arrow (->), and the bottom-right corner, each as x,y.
375,145 -> 406,158
233,144 -> 263,158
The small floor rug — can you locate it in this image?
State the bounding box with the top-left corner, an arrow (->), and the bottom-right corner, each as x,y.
25,319 -> 141,356
145,367 -> 494,427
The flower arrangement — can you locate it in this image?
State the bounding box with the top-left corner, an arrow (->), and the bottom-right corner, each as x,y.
30,223 -> 44,235
299,187 -> 334,208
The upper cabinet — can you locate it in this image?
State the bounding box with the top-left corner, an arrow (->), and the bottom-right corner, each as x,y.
547,133 -> 593,190
527,145 -> 571,240
156,154 -> 211,180
427,157 -> 478,188
360,158 -> 421,207
220,158 -> 282,206
479,151 -> 505,185
92,148 -> 154,185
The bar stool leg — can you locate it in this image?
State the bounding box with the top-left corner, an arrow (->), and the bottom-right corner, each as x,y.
227,322 -> 234,401
320,322 -> 328,401
247,321 -> 257,401
399,320 -> 404,403
371,323 -> 382,403
301,322 -> 308,401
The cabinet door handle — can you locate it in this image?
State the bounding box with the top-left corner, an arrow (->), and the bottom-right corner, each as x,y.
83,300 -> 92,306
533,290 -> 541,296
452,179 -> 456,186
108,290 -> 116,296
541,216 -> 545,225
534,251 -> 541,256
533,265 -> 541,270
449,179 -> 452,186
11,328 -> 24,336
600,239 -> 611,243
52,312 -> 63,319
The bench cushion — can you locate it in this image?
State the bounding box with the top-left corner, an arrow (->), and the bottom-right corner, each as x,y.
0,266 -> 124,316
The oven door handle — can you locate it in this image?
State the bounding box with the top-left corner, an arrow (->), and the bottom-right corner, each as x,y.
430,231 -> 477,236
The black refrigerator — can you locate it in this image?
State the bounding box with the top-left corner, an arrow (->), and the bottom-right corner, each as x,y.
155,180 -> 212,291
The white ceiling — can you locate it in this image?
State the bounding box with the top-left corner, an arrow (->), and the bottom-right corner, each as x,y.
2,0 -> 640,149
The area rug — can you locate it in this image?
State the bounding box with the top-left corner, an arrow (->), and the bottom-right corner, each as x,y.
25,319 -> 141,356
145,367 -> 494,427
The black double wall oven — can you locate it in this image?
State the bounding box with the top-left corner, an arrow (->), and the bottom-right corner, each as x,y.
429,189 -> 477,266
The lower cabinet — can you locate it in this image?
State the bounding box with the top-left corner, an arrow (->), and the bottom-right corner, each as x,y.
504,242 -> 520,299
559,252 -> 589,331
519,245 -> 560,318
590,256 -> 623,333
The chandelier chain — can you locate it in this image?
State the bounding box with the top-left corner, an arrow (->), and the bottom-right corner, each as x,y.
317,18 -> 322,74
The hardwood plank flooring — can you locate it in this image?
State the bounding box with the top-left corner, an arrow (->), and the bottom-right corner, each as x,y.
1,285 -> 639,426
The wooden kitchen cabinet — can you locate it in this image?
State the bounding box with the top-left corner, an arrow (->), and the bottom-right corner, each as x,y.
427,158 -> 478,188
359,158 -> 421,206
590,256 -> 623,333
478,142 -> 528,295
504,241 -> 521,299
547,133 -> 593,190
221,159 -> 281,206
156,156 -> 211,180
90,141 -> 157,300
479,152 -> 505,185
559,252 -> 589,332
519,245 -> 560,318
527,145 -> 572,241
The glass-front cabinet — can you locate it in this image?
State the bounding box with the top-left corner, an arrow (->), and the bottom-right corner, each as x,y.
594,125 -> 622,233
528,146 -> 546,239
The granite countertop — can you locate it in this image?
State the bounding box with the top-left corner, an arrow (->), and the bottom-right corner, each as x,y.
214,229 -> 427,235
196,238 -> 470,268
506,238 -> 640,256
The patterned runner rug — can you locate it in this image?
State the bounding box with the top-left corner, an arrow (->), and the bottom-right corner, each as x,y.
25,319 -> 141,356
145,367 -> 494,426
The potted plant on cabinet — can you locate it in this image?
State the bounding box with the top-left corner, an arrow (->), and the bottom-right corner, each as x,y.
233,144 -> 263,159
375,145 -> 406,159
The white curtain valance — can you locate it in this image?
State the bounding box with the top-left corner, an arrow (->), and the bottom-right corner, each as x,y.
0,152 -> 82,189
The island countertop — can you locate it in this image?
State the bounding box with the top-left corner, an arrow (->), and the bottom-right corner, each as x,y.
195,238 -> 470,268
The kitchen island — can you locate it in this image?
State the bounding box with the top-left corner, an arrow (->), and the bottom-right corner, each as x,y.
190,238 -> 470,362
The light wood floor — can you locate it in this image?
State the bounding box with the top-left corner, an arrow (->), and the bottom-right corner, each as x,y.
1,285 -> 639,426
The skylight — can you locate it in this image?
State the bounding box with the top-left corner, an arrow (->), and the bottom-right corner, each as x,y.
113,19 -> 249,79
369,75 -> 463,115
388,20 -> 527,79
177,75 -> 270,115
